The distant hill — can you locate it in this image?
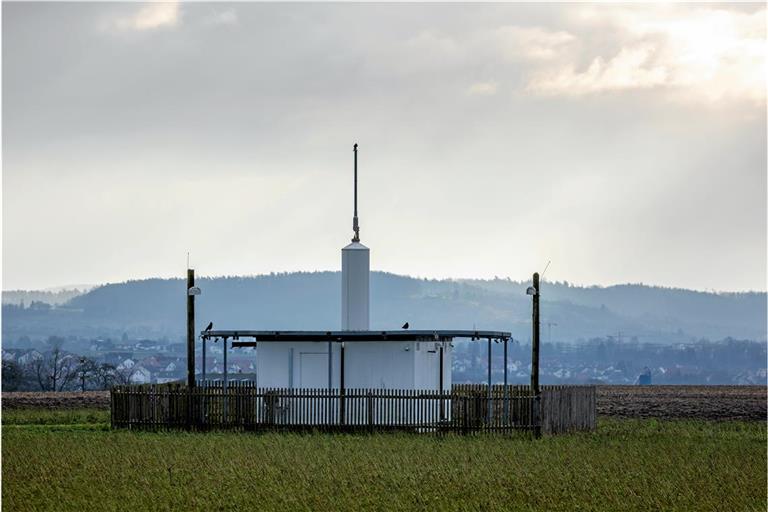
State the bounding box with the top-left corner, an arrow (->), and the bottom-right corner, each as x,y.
2,287 -> 92,306
2,272 -> 765,344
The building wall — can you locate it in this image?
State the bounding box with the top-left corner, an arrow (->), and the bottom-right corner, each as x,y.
254,340 -> 453,425
256,341 -> 335,389
413,341 -> 453,391
345,342 -> 415,389
255,340 -> 452,391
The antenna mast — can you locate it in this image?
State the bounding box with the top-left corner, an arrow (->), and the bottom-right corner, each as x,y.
352,143 -> 360,242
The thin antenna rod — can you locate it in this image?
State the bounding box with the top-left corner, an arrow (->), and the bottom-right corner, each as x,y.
352,143 -> 360,242
541,260 -> 551,280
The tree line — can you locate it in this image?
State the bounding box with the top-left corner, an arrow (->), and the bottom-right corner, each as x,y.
2,344 -> 137,392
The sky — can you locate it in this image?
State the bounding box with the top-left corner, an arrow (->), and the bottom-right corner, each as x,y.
2,2 -> 766,292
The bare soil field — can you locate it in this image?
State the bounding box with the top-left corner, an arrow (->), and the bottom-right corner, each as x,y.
2,391 -> 110,410
597,385 -> 766,421
2,386 -> 765,421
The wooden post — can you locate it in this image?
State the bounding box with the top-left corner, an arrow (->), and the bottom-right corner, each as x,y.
223,338 -> 228,388
531,272 -> 540,394
340,342 -> 345,425
439,343 -> 444,421
201,335 -> 207,424
487,338 -> 492,425
503,338 -> 509,425
186,269 -> 195,430
462,395 -> 469,435
223,337 -> 228,424
201,336 -> 206,384
439,344 -> 444,393
367,391 -> 373,432
186,268 -> 195,388
531,272 -> 541,437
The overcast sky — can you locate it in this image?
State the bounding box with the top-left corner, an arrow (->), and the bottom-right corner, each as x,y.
2,2 -> 766,292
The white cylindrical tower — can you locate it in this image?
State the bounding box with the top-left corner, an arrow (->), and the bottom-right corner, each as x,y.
342,241 -> 369,330
341,143 -> 370,330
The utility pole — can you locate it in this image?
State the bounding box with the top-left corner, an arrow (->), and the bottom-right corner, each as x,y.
530,272 -> 540,394
187,268 -> 195,389
530,272 -> 541,438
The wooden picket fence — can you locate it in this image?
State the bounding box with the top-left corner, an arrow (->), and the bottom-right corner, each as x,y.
540,385 -> 597,434
453,384 -> 598,435
110,383 -> 595,435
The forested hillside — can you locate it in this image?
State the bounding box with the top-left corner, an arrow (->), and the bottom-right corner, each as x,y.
2,272 -> 765,344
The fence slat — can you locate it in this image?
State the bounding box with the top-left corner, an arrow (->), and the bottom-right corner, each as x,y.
110,384 -> 596,435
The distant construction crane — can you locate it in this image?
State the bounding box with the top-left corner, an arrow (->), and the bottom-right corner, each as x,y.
545,322 -> 558,344
607,331 -> 644,343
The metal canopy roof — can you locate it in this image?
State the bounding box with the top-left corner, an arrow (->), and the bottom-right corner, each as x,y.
201,329 -> 511,345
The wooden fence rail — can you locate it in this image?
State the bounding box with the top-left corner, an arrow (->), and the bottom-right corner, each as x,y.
111,383 -> 595,435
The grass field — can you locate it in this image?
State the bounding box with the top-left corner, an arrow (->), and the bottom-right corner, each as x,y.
2,409 -> 766,512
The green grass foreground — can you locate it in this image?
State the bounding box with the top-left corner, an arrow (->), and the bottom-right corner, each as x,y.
2,410 -> 765,512
2,408 -> 110,426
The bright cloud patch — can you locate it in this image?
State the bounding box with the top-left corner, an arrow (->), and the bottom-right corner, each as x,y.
529,45 -> 668,94
493,26 -> 575,61
525,5 -> 766,103
114,2 -> 180,31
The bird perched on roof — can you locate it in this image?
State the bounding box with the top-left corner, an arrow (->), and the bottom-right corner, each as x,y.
205,321 -> 213,332
402,322 -> 409,329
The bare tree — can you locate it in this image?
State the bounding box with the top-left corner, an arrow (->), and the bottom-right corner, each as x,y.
113,365 -> 137,385
2,360 -> 24,391
92,363 -> 118,390
75,357 -> 99,391
30,355 -> 49,391
30,347 -> 79,391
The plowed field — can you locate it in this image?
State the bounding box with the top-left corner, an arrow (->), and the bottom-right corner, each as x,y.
597,385 -> 765,421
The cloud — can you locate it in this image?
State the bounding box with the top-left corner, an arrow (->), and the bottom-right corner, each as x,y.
204,9 -> 237,27
406,30 -> 460,55
492,26 -> 575,61
467,81 -> 499,96
529,45 -> 667,95
524,5 -> 766,103
114,2 -> 180,31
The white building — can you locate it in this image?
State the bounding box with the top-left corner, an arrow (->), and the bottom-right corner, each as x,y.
253,236 -> 453,392
254,336 -> 452,391
201,146 -> 510,429
253,144 -> 451,392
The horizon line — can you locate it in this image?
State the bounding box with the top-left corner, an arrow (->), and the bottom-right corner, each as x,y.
3,270 -> 766,296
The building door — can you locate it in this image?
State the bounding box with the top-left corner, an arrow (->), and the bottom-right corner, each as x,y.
300,352 -> 327,388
